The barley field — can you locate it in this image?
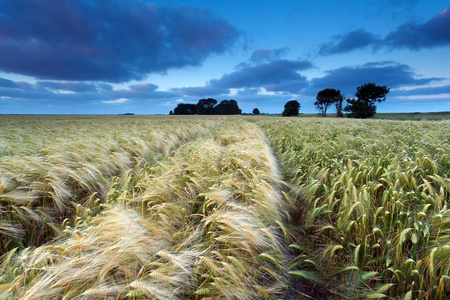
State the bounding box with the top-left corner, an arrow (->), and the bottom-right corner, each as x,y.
0,115 -> 448,299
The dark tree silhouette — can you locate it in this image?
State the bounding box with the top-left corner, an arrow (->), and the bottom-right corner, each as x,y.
214,99 -> 241,115
171,99 -> 243,115
315,88 -> 343,117
252,108 -> 260,115
336,95 -> 344,118
196,98 -> 217,115
282,100 -> 300,117
344,83 -> 389,118
173,103 -> 197,115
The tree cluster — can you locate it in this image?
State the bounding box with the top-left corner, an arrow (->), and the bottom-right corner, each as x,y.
169,83 -> 388,118
282,100 -> 300,116
314,88 -> 344,117
315,83 -> 389,118
170,98 -> 241,115
344,83 -> 389,118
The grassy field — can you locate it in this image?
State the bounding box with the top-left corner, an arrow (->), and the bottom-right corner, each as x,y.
271,111 -> 450,121
373,112 -> 450,121
0,115 -> 448,299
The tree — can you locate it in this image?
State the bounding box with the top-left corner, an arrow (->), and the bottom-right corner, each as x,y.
344,99 -> 376,118
169,110 -> 173,115
173,103 -> 197,115
214,99 -> 241,115
252,108 -> 260,115
315,88 -> 343,117
196,98 -> 217,115
282,100 -> 300,117
344,83 -> 389,118
335,95 -> 344,118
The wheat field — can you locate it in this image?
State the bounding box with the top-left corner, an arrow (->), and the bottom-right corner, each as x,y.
0,115 -> 448,299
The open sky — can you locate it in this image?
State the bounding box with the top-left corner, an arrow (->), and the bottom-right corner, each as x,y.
0,0 -> 449,114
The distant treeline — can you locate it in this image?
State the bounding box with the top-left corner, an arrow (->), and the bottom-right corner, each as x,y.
170,98 -> 241,115
170,83 -> 390,118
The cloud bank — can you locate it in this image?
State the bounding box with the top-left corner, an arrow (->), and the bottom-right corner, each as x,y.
0,78 -> 176,105
173,49 -> 313,96
0,45 -> 446,114
320,6 -> 450,55
172,50 -> 443,100
309,61 -> 443,96
0,0 -> 240,82
319,30 -> 379,56
385,7 -> 450,50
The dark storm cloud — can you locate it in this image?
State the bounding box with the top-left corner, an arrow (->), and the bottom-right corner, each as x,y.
319,30 -> 379,55
0,0 -> 240,82
319,6 -> 450,55
384,7 -> 450,50
309,61 -> 443,95
174,49 -> 313,96
0,78 -> 15,88
211,59 -> 312,92
0,83 -> 51,100
0,77 -> 175,104
0,78 -> 34,90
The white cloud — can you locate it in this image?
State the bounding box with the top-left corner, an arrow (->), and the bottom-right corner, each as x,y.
102,98 -> 128,104
397,93 -> 450,100
164,99 -> 184,107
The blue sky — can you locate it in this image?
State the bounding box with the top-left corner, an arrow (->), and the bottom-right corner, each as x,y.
0,0 -> 449,114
